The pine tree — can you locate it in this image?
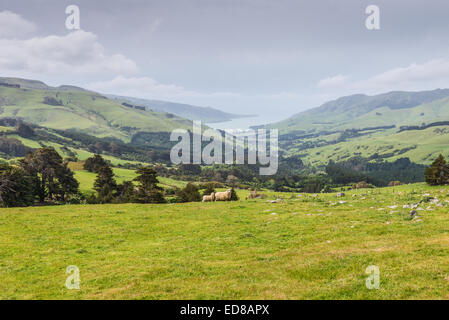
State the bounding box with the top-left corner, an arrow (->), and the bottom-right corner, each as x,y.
94,166 -> 117,203
133,167 -> 166,203
116,180 -> 135,203
0,164 -> 34,207
83,154 -> 108,173
425,154 -> 449,186
19,147 -> 79,202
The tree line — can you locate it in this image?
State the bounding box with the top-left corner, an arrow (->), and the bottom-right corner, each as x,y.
0,148 -> 239,207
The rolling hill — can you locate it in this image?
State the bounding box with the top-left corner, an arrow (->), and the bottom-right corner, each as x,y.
269,89 -> 449,134
107,94 -> 253,123
267,89 -> 449,166
0,77 -> 192,142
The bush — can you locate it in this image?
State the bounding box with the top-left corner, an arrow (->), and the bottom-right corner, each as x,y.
388,181 -> 403,187
201,182 -> 215,197
176,183 -> 201,203
352,181 -> 373,189
230,188 -> 239,201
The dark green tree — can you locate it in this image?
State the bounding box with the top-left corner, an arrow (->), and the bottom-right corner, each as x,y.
83,154 -> 108,173
16,122 -> 35,138
19,147 -> 79,202
94,166 -> 117,203
0,164 -> 34,207
116,180 -> 135,203
133,167 -> 166,203
425,154 -> 449,186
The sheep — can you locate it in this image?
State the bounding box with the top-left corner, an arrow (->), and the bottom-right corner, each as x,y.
202,192 -> 215,202
215,189 -> 232,201
248,190 -> 259,199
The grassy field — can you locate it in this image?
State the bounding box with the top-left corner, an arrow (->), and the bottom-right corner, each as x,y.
1,184 -> 449,299
73,167 -> 187,194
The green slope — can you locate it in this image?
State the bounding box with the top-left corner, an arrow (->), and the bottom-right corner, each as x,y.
269,89 -> 449,134
281,125 -> 449,166
0,78 -> 192,142
108,94 -> 252,123
266,89 -> 449,166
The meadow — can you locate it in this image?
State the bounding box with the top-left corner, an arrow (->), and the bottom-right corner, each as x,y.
1,183 -> 449,299
71,166 -> 187,194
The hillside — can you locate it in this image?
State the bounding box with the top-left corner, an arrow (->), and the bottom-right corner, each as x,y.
108,95 -> 253,123
0,118 -> 177,167
0,77 -> 192,142
281,125 -> 449,167
269,89 -> 449,134
266,89 -> 449,166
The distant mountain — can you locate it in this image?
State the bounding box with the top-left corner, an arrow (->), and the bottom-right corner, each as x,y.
269,89 -> 449,134
265,89 -> 449,166
0,77 -> 192,142
108,95 -> 254,123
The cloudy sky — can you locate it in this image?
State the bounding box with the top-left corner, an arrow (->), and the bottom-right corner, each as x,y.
1,0 -> 449,125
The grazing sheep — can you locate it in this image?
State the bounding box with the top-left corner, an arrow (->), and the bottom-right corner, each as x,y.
215,189 -> 232,201
202,192 -> 215,202
247,190 -> 266,199
248,190 -> 259,199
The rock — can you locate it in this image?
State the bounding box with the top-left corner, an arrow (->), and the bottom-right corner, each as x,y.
410,210 -> 418,217
387,205 -> 398,209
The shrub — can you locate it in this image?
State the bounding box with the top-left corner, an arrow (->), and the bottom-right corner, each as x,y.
230,188 -> 239,201
176,183 -> 201,203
